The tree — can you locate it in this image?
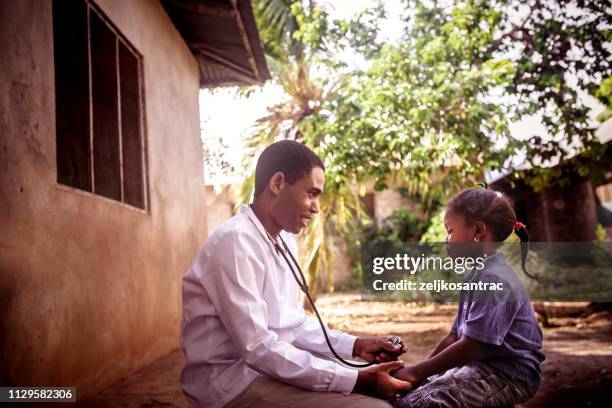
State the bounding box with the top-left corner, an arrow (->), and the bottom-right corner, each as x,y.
594,75 -> 612,123
236,0 -> 611,297
320,0 -> 610,194
237,1 -> 383,302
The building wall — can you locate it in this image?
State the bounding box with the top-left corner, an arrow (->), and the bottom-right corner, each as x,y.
373,189 -> 422,227
205,185 -> 235,238
328,188 -> 421,288
330,237 -> 353,288
0,0 -> 206,400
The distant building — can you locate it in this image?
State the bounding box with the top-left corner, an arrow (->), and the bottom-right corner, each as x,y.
0,0 -> 268,400
490,142 -> 612,242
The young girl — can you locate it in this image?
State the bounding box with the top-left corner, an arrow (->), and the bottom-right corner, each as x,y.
393,188 -> 544,407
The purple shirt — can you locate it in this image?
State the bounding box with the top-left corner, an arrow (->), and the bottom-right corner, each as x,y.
451,253 -> 545,388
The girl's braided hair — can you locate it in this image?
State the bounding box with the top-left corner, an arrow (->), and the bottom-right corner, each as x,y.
448,188 -> 536,280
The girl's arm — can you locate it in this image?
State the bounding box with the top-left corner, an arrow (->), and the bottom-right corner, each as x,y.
428,332 -> 459,358
394,336 -> 482,383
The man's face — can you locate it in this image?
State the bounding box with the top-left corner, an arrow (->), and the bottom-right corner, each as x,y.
274,166 -> 324,234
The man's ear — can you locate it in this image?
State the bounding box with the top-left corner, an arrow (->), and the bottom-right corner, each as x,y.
268,171 -> 285,196
474,221 -> 487,242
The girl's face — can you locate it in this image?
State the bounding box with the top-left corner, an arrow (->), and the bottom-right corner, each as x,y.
444,210 -> 472,244
444,210 -> 481,258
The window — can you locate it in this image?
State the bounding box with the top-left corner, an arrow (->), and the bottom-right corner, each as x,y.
53,0 -> 147,210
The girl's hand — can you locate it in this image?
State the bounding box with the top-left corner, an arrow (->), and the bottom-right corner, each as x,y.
393,336 -> 482,388
393,365 -> 422,385
353,361 -> 413,399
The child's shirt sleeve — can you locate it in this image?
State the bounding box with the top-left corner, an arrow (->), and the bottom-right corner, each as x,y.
450,305 -> 461,334
462,275 -> 521,346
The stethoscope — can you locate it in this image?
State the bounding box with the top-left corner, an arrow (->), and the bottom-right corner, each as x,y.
262,227 -> 375,368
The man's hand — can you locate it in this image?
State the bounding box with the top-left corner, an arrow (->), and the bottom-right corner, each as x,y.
353,361 -> 413,399
353,336 -> 405,363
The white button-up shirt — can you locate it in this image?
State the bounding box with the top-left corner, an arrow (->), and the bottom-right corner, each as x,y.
181,205 -> 358,407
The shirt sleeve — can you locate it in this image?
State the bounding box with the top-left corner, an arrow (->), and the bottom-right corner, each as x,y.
281,232 -> 357,360
462,275 -> 520,346
450,311 -> 459,334
292,315 -> 357,360
200,230 -> 358,395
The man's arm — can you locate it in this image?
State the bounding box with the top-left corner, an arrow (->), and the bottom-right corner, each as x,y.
292,318 -> 402,364
394,336 -> 482,384
201,231 -> 410,400
202,231 -> 357,394
285,232 -> 359,361
288,230 -> 403,364
291,315 -> 359,360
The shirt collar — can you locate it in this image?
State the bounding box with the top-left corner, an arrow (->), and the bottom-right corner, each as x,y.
240,204 -> 281,250
466,252 -> 504,281
483,252 -> 505,266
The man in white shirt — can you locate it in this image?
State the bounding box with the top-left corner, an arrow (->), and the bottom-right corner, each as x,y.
181,141 -> 412,407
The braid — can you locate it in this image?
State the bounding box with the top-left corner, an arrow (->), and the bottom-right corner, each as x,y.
513,222 -> 537,280
449,188 -> 537,280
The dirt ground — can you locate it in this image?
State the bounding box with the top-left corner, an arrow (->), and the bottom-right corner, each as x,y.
79,294 -> 612,407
